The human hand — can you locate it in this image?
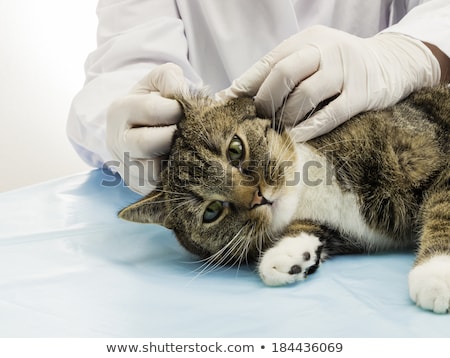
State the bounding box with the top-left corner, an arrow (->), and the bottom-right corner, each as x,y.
217,25 -> 440,141
106,63 -> 189,194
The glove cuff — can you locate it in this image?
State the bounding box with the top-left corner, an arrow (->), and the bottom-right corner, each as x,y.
373,32 -> 441,88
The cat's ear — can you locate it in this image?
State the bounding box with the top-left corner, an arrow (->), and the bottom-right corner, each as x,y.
173,91 -> 213,122
118,189 -> 171,228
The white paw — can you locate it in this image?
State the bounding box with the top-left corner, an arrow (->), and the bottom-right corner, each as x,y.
258,233 -> 324,286
409,255 -> 450,314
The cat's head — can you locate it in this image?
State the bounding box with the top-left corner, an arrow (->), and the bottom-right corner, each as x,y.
119,93 -> 299,264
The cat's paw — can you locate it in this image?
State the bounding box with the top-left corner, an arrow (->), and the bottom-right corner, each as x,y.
258,233 -> 325,286
409,255 -> 450,314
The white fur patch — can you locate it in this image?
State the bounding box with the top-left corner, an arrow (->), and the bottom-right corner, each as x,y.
258,233 -> 323,286
409,255 -> 450,314
292,144 -> 408,252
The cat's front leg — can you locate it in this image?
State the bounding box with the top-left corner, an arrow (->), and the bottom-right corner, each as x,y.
258,232 -> 326,286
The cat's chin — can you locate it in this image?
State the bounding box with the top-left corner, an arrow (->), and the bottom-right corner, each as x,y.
269,188 -> 300,234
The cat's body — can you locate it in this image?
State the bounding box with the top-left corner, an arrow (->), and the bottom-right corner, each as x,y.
120,85 -> 450,313
296,88 -> 449,256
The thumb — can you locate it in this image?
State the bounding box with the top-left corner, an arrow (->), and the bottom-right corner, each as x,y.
133,63 -> 189,96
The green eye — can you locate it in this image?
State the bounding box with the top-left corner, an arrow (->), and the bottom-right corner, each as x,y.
203,200 -> 224,223
228,135 -> 244,166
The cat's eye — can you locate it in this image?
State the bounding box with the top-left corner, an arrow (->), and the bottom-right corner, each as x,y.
228,135 -> 244,167
203,200 -> 224,223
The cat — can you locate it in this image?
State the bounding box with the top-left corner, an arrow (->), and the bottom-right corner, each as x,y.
119,85 -> 450,314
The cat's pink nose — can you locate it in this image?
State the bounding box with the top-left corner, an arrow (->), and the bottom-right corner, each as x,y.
250,189 -> 271,209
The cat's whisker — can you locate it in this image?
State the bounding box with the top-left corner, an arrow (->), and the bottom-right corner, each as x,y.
266,96 -> 284,162
188,223 -> 250,279
268,135 -> 296,183
272,92 -> 310,133
266,88 -> 277,131
275,96 -> 288,135
185,222 -> 274,280
253,225 -> 262,255
214,225 -> 253,269
265,129 -> 288,166
190,218 -> 258,279
286,82 -> 341,130
290,96 -> 312,129
234,224 -> 255,271
296,98 -> 309,128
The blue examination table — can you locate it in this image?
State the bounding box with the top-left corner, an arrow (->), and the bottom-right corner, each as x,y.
1,169 -> 449,337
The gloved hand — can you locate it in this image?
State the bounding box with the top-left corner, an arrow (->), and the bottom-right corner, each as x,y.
217,25 -> 441,142
106,63 -> 189,195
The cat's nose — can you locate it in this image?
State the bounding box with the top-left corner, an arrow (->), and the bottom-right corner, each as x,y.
250,189 -> 271,209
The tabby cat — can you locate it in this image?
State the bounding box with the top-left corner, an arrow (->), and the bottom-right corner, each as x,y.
119,85 -> 450,314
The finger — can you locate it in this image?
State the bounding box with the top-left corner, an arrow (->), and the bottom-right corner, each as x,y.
217,26 -> 334,101
281,71 -> 342,127
133,63 -> 189,96
216,36 -> 309,101
124,124 -> 177,158
288,93 -> 356,142
111,93 -> 183,127
150,63 -> 189,96
255,46 -> 321,118
216,57 -> 274,100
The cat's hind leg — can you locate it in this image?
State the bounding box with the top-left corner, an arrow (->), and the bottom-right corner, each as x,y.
409,255 -> 450,314
409,180 -> 450,314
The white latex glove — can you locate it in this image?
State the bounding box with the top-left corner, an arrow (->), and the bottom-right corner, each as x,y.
217,25 -> 441,142
106,63 -> 189,195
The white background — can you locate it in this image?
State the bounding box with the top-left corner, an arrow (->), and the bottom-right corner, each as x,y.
0,1 -> 97,192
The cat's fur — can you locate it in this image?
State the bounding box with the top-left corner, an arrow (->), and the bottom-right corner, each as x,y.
119,85 -> 450,313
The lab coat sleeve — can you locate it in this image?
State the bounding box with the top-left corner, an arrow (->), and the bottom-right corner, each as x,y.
383,0 -> 450,57
66,0 -> 201,168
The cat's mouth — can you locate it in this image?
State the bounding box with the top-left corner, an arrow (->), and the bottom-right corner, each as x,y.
250,194 -> 273,210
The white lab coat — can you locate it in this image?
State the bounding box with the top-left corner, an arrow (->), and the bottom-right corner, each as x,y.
67,0 -> 450,168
